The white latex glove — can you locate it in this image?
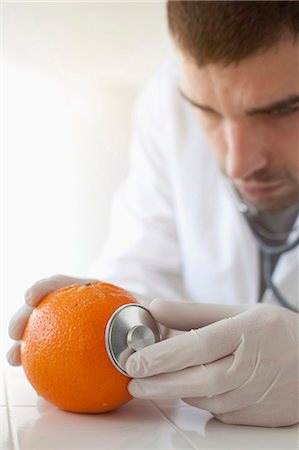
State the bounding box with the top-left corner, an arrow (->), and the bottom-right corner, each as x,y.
6,274 -> 97,366
125,299 -> 299,427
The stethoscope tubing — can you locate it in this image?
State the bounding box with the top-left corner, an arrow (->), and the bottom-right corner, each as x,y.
262,252 -> 299,313
248,220 -> 299,313
251,229 -> 299,256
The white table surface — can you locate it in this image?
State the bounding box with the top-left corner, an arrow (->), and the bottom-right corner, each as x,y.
1,365 -> 298,450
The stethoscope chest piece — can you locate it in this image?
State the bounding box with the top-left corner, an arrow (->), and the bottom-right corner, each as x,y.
105,304 -> 162,376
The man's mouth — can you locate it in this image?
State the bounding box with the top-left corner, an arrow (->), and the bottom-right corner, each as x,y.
235,181 -> 286,199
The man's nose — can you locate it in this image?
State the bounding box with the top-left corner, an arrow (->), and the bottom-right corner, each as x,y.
224,121 -> 267,180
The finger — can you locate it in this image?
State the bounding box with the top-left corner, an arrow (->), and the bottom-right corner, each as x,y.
25,274 -> 97,307
125,318 -> 242,378
184,364 -> 293,417
8,304 -> 34,340
149,299 -> 251,330
183,368 -> 273,415
183,390 -> 247,415
25,274 -> 70,307
213,408 -> 271,427
215,403 -> 298,427
128,355 -> 240,399
214,409 -> 255,426
6,342 -> 22,366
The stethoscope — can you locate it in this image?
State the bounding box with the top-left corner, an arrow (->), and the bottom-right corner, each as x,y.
235,191 -> 299,313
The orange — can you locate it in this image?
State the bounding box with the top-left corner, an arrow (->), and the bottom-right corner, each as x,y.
21,281 -> 138,413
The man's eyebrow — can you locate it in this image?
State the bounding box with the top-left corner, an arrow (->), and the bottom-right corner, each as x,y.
179,89 -> 217,113
179,89 -> 299,115
246,94 -> 299,115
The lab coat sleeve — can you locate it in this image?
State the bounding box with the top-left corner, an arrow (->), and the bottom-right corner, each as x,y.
89,77 -> 185,304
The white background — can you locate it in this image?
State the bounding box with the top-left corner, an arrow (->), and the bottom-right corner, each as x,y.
1,0 -> 173,356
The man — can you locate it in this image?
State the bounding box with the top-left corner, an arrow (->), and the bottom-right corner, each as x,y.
7,2 -> 299,427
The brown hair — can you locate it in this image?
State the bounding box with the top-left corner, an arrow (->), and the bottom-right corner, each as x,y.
167,1 -> 299,66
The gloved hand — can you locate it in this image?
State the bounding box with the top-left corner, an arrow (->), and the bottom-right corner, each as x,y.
6,274 -> 97,366
125,299 -> 299,427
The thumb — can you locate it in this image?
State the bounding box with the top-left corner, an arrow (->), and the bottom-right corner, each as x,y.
149,299 -> 251,330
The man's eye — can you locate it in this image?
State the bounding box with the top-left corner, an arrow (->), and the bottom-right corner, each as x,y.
272,104 -> 299,115
200,108 -> 222,118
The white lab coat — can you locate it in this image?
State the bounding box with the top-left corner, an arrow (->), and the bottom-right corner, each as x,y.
91,59 -> 298,311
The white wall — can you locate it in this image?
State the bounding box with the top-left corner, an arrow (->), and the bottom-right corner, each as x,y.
2,1 -> 173,356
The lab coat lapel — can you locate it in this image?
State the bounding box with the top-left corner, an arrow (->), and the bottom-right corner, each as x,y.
183,155 -> 260,305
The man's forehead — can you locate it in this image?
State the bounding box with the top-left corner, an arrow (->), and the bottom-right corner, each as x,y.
178,37 -> 298,111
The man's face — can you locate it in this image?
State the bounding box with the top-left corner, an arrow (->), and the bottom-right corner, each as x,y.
179,35 -> 299,211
